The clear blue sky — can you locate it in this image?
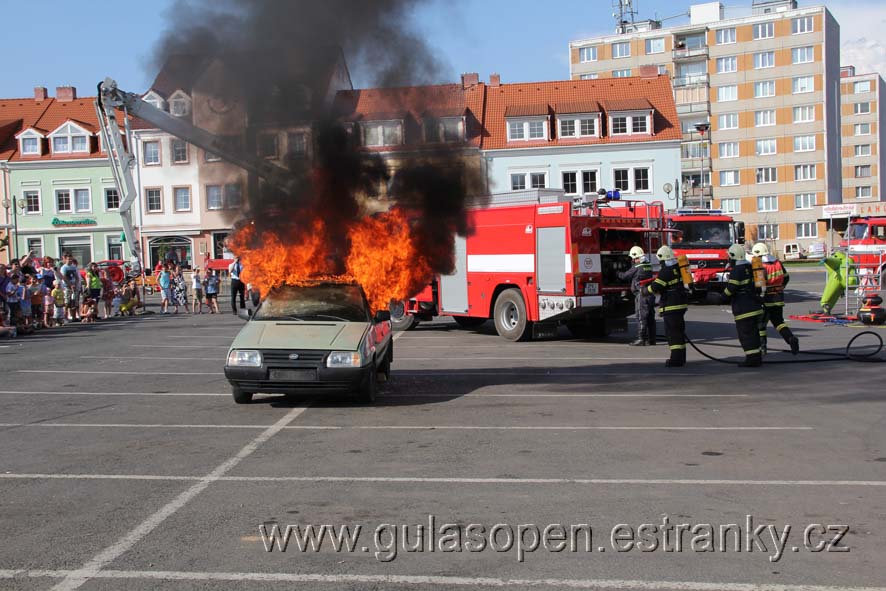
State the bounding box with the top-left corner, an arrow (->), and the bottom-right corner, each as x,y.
0,0 -> 880,98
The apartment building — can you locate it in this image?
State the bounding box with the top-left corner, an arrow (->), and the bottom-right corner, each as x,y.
569,0 -> 842,252
840,66 -> 885,207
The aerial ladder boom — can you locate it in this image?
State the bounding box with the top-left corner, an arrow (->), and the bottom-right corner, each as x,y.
94,77 -> 295,271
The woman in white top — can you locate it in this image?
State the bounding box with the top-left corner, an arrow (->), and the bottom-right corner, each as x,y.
191,268 -> 204,314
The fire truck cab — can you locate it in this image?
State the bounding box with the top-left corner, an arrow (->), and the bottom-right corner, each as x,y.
392,190 -> 670,341
841,216 -> 886,284
666,209 -> 744,299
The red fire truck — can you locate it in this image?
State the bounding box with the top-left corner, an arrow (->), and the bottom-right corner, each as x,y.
666,209 -> 745,301
390,190 -> 670,341
841,215 -> 886,285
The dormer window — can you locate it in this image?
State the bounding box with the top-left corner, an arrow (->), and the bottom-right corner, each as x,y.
167,91 -> 191,117
48,122 -> 91,154
425,117 -> 464,143
608,111 -> 652,136
142,91 -> 165,111
506,118 -> 548,142
21,137 -> 40,155
557,113 -> 600,138
363,121 -> 403,147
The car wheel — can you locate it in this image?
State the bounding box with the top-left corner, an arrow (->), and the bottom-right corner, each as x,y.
390,300 -> 418,331
493,289 -> 531,341
354,365 -> 377,404
453,316 -> 486,329
232,387 -> 254,404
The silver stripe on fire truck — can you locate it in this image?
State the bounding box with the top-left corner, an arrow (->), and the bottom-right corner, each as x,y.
848,244 -> 886,253
579,296 -> 604,307
686,253 -> 721,259
467,254 -> 535,273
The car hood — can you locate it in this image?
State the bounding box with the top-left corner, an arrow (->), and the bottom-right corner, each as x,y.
231,321 -> 368,351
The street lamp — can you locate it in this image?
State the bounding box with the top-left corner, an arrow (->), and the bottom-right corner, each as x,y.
681,182 -> 689,209
694,122 -> 711,208
0,197 -> 24,262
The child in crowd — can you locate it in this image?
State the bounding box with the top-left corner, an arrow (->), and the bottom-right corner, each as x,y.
43,279 -> 55,327
5,274 -> 23,327
27,276 -> 44,329
51,281 -> 66,326
18,276 -> 33,332
191,267 -> 205,314
80,298 -> 98,323
100,270 -> 114,319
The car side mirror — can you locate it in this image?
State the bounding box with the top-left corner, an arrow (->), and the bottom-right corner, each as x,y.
237,308 -> 252,320
374,310 -> 391,323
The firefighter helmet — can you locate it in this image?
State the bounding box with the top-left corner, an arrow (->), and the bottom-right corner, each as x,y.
728,244 -> 747,261
629,246 -> 645,259
656,245 -> 675,261
752,242 -> 769,257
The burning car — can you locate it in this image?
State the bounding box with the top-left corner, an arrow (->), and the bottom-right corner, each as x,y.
224,282 -> 393,404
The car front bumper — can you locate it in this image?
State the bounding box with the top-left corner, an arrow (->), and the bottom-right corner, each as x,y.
224,364 -> 371,394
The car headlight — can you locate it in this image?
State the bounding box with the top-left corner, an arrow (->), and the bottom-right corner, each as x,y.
227,349 -> 262,368
327,351 -> 362,368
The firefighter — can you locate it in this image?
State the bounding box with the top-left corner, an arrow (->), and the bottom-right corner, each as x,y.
752,242 -> 800,355
618,246 -> 657,346
647,245 -> 689,367
723,244 -> 764,367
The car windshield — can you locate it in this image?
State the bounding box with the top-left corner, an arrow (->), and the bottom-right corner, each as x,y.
670,221 -> 733,248
846,223 -> 869,241
253,283 -> 370,322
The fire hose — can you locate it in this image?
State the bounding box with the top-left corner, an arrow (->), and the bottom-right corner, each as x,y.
675,331 -> 885,365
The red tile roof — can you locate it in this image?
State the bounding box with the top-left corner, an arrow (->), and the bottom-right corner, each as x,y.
601,98 -> 654,112
504,104 -> 549,117
482,76 -> 680,150
0,98 -> 52,160
149,54 -> 212,99
556,100 -> 602,114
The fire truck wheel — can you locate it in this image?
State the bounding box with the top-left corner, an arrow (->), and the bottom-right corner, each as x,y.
390,301 -> 418,331
453,316 -> 487,329
493,289 -> 531,341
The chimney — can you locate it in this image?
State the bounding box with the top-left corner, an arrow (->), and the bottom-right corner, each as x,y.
461,72 -> 479,89
489,73 -> 501,87
34,87 -> 48,101
56,86 -> 77,102
638,65 -> 660,78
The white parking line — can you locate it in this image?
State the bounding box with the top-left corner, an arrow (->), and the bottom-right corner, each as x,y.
0,423 -> 812,431
130,345 -> 230,349
0,391 -> 747,399
0,391 -> 228,397
48,404 -> 309,591
5,568 -> 886,591
80,356 -> 223,361
397,357 -> 664,361
18,370 -> 223,376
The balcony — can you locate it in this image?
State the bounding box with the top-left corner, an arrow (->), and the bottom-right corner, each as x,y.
681,142 -> 710,160
672,74 -> 708,88
673,46 -> 708,61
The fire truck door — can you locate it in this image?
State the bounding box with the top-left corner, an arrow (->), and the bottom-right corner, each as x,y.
440,234 -> 469,313
537,227 -> 567,293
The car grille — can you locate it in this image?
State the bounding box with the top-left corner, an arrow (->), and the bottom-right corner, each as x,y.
261,350 -> 327,369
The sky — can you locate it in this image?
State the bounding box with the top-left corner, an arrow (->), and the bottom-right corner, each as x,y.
0,0 -> 884,98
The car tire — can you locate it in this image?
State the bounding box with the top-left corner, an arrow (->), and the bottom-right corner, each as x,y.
493,289 -> 531,341
390,300 -> 418,332
453,316 -> 486,329
232,387 -> 253,404
354,365 -> 378,404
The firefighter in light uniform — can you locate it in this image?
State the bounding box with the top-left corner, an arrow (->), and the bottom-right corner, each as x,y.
647,246 -> 689,367
752,242 -> 800,355
618,246 -> 657,346
723,244 -> 765,367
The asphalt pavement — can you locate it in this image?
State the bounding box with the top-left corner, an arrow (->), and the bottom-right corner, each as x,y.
1,277 -> 885,591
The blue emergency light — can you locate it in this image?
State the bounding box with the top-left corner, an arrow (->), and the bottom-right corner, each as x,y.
606,190 -> 621,200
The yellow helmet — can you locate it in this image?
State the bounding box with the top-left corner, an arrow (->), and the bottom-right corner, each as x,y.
656,245 -> 675,261
728,243 -> 746,261
752,242 -> 769,257
629,246 -> 645,259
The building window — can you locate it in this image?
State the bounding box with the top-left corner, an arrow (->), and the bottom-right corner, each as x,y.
508,121 -> 525,140
794,135 -> 815,152
562,172 -> 577,194
171,139 -> 188,164
613,169 -> 630,192
21,136 -> 40,155
718,113 -> 738,130
105,188 -> 120,210
756,167 -> 777,184
658,65 -> 669,75
794,193 -> 816,209
792,76 -> 814,94
854,81 -> 871,94
21,190 -> 40,214
258,133 -> 278,157
364,122 -> 402,147
793,105 -> 815,123
508,119 -> 548,142
753,22 -> 774,40
682,141 -> 709,159
855,144 -> 872,157
26,237 -> 43,258
579,46 -> 597,62
717,85 -> 737,102
528,121 -> 546,139
855,165 -> 872,178
753,51 -> 775,69
56,190 -> 71,213
612,69 -> 632,78
719,141 -> 739,158
631,116 -> 647,134
73,189 -> 90,212
758,224 -> 779,240
856,186 -> 873,199
716,56 -> 737,73
612,41 -> 630,58
170,99 -> 188,117
854,102 -> 871,115
756,138 -> 777,155
510,173 -> 526,191
145,188 -> 162,212
645,38 -> 664,54
720,170 -> 740,186
143,141 -> 160,165
792,16 -> 814,34
721,198 -> 741,214
633,167 -> 650,192
440,118 -> 462,142
582,171 -> 598,194
754,80 -> 776,98
287,132 -> 307,156
796,222 -> 818,238
529,172 -> 547,189
52,136 -> 69,153
206,185 -> 223,210
225,184 -> 242,208
579,73 -> 598,80
611,116 -> 628,135
72,136 -> 88,152
855,123 -> 871,136
757,195 -> 778,212
174,187 -> 191,211
795,164 -> 816,181
755,110 -> 776,127
716,28 -> 736,44
792,46 -> 814,64
560,119 -> 576,137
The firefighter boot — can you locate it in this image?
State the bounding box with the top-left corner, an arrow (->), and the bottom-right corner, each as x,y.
630,338 -> 647,346
647,335 -> 657,346
665,347 -> 686,367
780,327 -> 800,355
738,353 -> 763,368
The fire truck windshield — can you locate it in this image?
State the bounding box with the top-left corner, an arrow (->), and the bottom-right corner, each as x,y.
671,221 -> 733,248
846,223 -> 869,241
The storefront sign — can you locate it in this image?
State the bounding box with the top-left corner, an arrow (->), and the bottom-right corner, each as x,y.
822,205 -> 856,218
51,217 -> 97,227
857,203 -> 886,217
